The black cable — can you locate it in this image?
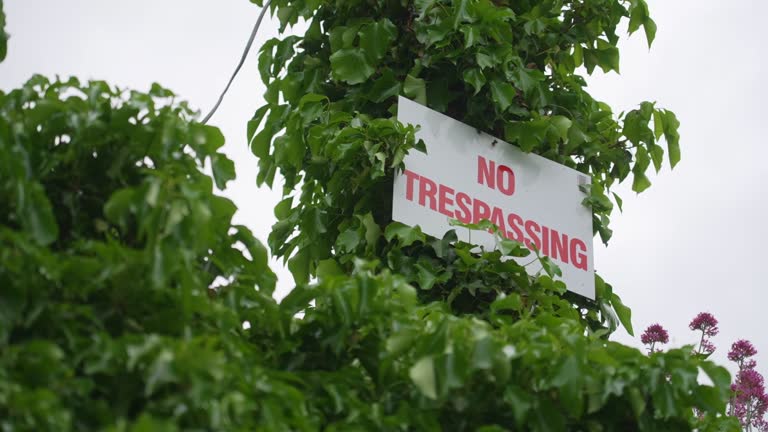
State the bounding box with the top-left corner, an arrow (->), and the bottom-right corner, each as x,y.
201,0 -> 273,124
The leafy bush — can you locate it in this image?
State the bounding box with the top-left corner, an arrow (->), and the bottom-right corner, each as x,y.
0,0 -> 742,430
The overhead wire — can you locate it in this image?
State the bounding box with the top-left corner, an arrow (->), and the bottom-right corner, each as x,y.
201,0 -> 273,125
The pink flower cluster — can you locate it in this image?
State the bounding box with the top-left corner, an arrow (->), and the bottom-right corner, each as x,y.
640,323 -> 669,353
731,368 -> 768,430
727,339 -> 768,429
729,339 -> 758,367
689,312 -> 719,337
689,312 -> 718,355
640,313 -> 767,428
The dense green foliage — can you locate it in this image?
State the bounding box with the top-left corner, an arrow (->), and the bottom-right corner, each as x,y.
249,0 -> 680,333
245,0 -> 736,429
0,76 -> 737,431
0,0 -> 7,62
0,0 -> 741,430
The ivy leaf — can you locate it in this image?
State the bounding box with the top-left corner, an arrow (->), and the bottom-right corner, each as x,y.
403,75 -> 427,105
359,19 -> 397,64
463,68 -> 486,95
461,25 -> 481,48
453,0 -> 470,29
367,69 -> 401,103
414,0 -> 436,18
385,222 -> 425,246
330,48 -> 374,84
505,119 -> 548,152
489,80 -> 516,112
509,66 -> 544,95
476,52 -> 495,69
550,116 -> 572,141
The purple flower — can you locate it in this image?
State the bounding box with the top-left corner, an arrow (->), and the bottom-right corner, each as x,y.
729,339 -> 758,365
700,339 -> 716,354
734,368 -> 766,398
689,312 -> 719,337
641,324 -> 669,352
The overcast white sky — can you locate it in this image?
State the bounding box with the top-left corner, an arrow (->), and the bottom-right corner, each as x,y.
1,1 -> 765,373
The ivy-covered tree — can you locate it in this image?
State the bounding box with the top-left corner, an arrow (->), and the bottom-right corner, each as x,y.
248,0 -> 738,429
0,0 -> 743,431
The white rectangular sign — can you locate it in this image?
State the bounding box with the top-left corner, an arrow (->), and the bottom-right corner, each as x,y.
393,97 -> 595,299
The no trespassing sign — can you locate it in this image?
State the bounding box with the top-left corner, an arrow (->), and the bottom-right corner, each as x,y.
393,97 -> 595,299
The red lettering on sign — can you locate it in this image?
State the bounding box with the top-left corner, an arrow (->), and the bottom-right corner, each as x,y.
404,169 -> 419,202
455,192 -> 472,223
419,176 -> 437,210
506,213 -> 524,242
438,184 -> 455,218
477,155 -> 515,196
472,198 -> 491,224
477,156 -> 495,189
399,169 -> 589,272
491,206 -> 506,234
524,220 -> 541,251
497,165 -> 515,196
550,230 -> 569,264
571,238 -> 588,270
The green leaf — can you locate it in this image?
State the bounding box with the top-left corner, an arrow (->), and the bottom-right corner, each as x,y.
403,75 -> 427,105
652,382 -> 676,419
652,109 -> 664,140
414,0 -> 436,18
628,0 -> 647,35
288,249 -> 311,285
359,19 -> 397,64
649,143 -> 664,173
700,362 -> 732,391
211,154 -> 236,189
611,293 -> 634,336
662,110 -> 681,168
330,48 -> 375,84
550,116 -> 572,141
492,293 -> 522,312
505,119 -> 548,152
463,68 -> 486,95
498,239 -> 530,257
489,80 -> 516,112
476,52 -> 495,69
461,25 -> 481,48
367,69 -> 401,103
0,2 -> 7,62
509,67 -> 544,95
504,386 -> 532,425
453,0 -> 470,29
631,171 -> 651,193
410,356 -> 438,399
385,222 -> 425,246
272,199 -> 292,223
573,44 -> 583,67
643,17 -> 657,48
18,182 -> 59,246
